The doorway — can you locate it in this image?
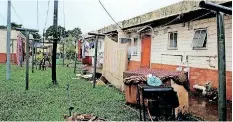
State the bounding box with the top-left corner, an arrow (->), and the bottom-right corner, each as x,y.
141,35 -> 151,68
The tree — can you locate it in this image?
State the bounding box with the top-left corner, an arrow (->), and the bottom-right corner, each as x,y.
31,32 -> 41,41
67,27 -> 82,39
11,22 -> 22,29
0,25 -> 6,29
45,25 -> 66,41
63,35 -> 76,60
0,22 -> 22,30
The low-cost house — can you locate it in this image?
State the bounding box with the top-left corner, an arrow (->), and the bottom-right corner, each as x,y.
0,29 -> 26,64
78,35 -> 105,73
86,1 -> 232,100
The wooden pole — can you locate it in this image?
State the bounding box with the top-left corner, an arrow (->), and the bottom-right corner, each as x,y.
25,31 -> 29,90
6,0 -> 11,80
15,28 -> 39,90
32,39 -> 34,73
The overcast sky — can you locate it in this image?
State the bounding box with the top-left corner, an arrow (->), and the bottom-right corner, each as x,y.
0,0 -> 182,34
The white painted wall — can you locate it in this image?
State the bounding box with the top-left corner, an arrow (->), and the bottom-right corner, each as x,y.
129,15 -> 232,71
0,29 -> 25,54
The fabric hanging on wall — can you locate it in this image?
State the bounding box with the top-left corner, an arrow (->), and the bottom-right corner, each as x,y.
16,35 -> 22,65
90,42 -> 95,48
85,41 -> 90,52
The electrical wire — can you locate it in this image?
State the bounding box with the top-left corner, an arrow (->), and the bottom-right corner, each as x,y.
99,0 -> 123,30
43,0 -> 51,32
160,15 -> 181,27
10,2 -> 24,26
63,0 -> 66,28
188,11 -> 213,23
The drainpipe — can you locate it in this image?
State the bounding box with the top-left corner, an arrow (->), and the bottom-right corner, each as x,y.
199,1 -> 232,121
137,25 -> 154,34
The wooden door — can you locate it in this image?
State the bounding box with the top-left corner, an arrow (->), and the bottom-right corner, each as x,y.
141,35 -> 151,68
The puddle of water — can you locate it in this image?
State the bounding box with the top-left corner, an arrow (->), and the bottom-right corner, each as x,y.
171,81 -> 232,121
188,95 -> 232,121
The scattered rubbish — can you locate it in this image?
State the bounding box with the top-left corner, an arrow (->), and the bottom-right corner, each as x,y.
147,74 -> 162,86
76,74 -> 82,77
96,79 -> 105,86
123,75 -> 147,84
64,113 -> 106,121
82,74 -> 93,79
193,84 -> 207,95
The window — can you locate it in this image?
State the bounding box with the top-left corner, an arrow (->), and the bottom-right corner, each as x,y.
120,38 -> 131,44
132,38 -> 139,55
168,32 -> 177,49
192,29 -> 207,49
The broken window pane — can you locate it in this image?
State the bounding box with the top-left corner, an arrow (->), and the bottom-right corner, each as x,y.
193,29 -> 207,48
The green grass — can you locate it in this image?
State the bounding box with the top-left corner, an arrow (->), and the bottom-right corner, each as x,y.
0,64 -> 138,121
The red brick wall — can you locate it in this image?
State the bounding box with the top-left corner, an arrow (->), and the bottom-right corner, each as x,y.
127,62 -> 232,101
0,53 -> 17,64
0,53 -> 6,63
190,67 -> 232,101
151,63 -> 178,71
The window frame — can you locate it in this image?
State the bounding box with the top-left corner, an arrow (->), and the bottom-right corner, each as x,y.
167,31 -> 178,50
132,37 -> 139,56
192,28 -> 208,50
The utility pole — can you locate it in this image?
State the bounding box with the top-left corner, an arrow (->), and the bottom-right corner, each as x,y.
74,40 -> 77,73
32,39 -> 34,73
63,42 -> 65,66
6,0 -> 11,80
42,30 -> 45,54
216,11 -> 227,121
52,0 -> 58,84
25,31 -> 29,90
16,28 -> 38,90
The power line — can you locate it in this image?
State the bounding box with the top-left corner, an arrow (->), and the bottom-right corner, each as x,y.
10,2 -> 24,26
99,0 -> 123,30
188,11 -> 213,23
160,15 -> 180,27
63,0 -> 66,28
43,0 -> 51,31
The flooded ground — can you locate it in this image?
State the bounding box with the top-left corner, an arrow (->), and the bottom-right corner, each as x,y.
188,95 -> 232,121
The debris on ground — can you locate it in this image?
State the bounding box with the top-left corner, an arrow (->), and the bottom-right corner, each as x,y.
82,74 -> 93,79
96,79 -> 105,86
64,113 -> 106,121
